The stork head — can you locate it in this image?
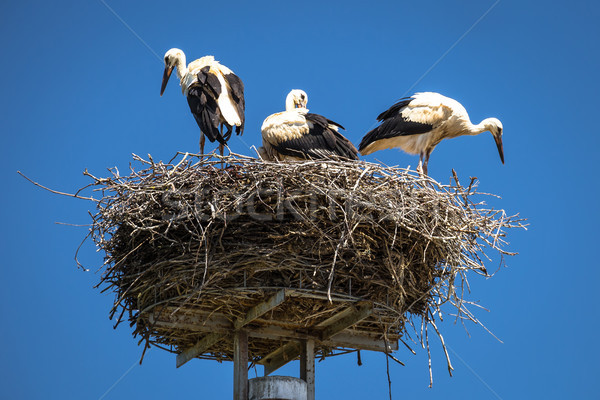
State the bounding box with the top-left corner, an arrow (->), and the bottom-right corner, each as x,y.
161,48 -> 186,96
483,118 -> 504,164
285,89 -> 308,111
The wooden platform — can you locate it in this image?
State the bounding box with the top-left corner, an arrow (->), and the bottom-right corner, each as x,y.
141,289 -> 401,399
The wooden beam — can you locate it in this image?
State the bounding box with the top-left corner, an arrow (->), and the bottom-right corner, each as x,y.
328,331 -> 398,352
234,289 -> 287,330
176,332 -> 222,368
149,311 -> 231,332
149,305 -> 397,353
259,302 -> 374,374
153,314 -> 397,352
317,301 -> 373,341
300,339 -> 315,400
262,341 -> 303,376
233,330 -> 248,400
313,303 -> 363,328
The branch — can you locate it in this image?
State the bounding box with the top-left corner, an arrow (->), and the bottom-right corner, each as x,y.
17,171 -> 98,202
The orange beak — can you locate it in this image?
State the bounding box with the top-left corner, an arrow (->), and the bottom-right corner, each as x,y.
160,66 -> 174,96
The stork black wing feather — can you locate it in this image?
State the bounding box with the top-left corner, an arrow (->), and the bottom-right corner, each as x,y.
186,67 -> 227,145
223,72 -> 245,135
375,97 -> 413,121
359,100 -> 433,151
272,114 -> 358,160
306,113 -> 357,160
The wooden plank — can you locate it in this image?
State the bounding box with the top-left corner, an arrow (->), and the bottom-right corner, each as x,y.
233,330 -> 248,400
262,341 -> 303,376
313,304 -> 360,328
259,302 -> 374,374
148,311 -> 231,332
234,289 -> 287,330
153,316 -> 397,352
176,332 -> 222,368
150,307 -> 397,352
300,339 -> 315,400
287,290 -> 360,303
317,301 -> 373,340
328,331 -> 398,352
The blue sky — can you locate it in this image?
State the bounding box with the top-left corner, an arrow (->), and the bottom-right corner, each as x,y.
2,0 -> 599,398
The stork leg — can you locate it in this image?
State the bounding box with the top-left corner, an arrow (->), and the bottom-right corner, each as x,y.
417,154 -> 425,175
199,134 -> 206,157
219,125 -> 225,169
422,149 -> 432,176
416,151 -> 431,176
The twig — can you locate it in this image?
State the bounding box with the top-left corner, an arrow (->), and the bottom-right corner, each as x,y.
18,171 -> 98,202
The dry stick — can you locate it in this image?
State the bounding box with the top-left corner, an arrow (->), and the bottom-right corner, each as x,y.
425,324 -> 433,388
73,229 -> 93,271
386,352 -> 405,367
18,171 -> 98,202
428,311 -> 454,376
399,338 -> 417,355
384,335 -> 393,400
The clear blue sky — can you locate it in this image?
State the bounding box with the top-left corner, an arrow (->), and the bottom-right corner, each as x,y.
2,0 -> 599,398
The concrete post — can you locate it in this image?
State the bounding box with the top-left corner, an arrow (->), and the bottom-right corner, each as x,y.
248,376 -> 307,400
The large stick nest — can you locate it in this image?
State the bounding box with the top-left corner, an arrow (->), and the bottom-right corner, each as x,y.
84,152 -> 524,369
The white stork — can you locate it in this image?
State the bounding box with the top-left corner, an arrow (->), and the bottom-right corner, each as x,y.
160,48 -> 245,156
359,92 -> 504,175
260,90 -> 358,161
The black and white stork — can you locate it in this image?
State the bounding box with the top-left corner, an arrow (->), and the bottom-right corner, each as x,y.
160,48 -> 245,156
260,90 -> 358,161
359,92 -> 504,175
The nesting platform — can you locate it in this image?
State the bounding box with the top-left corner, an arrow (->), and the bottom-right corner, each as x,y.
85,153 -> 523,374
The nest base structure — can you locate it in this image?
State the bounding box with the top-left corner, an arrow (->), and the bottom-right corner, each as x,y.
87,153 -> 523,380
148,288 -> 399,370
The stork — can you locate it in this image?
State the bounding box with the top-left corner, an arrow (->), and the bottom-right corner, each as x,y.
160,48 -> 245,156
260,90 -> 358,161
359,92 -> 504,175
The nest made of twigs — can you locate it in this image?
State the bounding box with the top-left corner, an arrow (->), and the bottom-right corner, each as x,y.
83,152 -> 524,371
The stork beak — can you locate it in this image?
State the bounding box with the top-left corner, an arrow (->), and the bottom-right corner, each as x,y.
160,66 -> 174,96
494,133 -> 505,164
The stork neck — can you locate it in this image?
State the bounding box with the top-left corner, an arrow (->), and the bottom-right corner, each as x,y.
462,119 -> 489,136
285,96 -> 295,111
470,123 -> 486,135
468,118 -> 499,136
173,54 -> 188,81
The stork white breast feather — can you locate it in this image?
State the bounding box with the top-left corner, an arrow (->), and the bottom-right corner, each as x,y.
261,109 -> 311,144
